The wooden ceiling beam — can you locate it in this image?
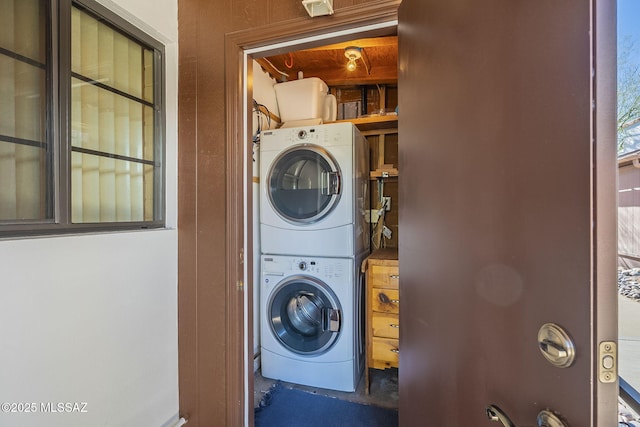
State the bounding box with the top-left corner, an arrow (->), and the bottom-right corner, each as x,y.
255,58 -> 397,86
302,36 -> 398,52
307,64 -> 398,86
255,35 -> 398,86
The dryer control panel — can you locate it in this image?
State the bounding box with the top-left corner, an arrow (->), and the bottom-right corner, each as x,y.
269,122 -> 352,145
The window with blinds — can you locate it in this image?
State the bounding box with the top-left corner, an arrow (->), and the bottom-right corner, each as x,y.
0,0 -> 50,222
0,0 -> 164,235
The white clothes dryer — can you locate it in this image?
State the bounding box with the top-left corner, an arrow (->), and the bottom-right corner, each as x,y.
260,122 -> 369,258
260,254 -> 365,392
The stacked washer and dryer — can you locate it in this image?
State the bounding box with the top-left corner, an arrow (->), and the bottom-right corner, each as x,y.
259,113 -> 370,392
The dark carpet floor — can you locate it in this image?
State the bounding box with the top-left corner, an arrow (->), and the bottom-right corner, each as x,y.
254,382 -> 399,427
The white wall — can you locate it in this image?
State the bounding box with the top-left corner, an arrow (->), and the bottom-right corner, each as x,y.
0,0 -> 179,426
252,62 -> 278,361
252,60 -> 280,135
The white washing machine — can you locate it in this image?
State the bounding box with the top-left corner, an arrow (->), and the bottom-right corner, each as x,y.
260,122 -> 369,257
260,254 -> 365,392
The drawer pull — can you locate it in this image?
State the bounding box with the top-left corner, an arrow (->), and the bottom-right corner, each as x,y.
390,274 -> 399,279
390,324 -> 400,328
378,293 -> 400,305
390,348 -> 399,354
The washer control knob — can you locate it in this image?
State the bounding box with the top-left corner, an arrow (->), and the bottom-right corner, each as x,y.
297,130 -> 307,139
298,261 -> 307,271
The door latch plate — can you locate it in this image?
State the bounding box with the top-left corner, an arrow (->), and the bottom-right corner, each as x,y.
598,341 -> 617,383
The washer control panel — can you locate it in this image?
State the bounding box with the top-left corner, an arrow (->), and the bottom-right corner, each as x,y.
262,255 -> 348,280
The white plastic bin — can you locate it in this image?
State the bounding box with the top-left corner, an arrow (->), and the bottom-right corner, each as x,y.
274,77 -> 329,122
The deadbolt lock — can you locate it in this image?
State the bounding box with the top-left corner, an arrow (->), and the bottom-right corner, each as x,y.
537,323 -> 576,368
598,341 -> 617,383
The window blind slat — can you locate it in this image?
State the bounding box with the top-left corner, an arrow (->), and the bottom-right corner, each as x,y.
0,0 -> 46,221
0,142 -> 18,219
0,0 -> 16,56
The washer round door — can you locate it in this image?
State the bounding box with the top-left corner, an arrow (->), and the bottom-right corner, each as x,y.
267,275 -> 342,355
267,145 -> 341,224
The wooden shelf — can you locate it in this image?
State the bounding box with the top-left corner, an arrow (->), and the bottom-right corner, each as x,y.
370,168 -> 398,179
330,115 -> 397,132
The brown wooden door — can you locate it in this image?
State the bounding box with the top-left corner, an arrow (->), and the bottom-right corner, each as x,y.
397,0 -> 618,425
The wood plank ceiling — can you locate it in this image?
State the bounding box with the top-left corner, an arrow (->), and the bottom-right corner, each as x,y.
256,36 -> 398,86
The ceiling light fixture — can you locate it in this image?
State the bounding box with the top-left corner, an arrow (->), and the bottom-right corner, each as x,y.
302,0 -> 334,17
344,47 -> 362,72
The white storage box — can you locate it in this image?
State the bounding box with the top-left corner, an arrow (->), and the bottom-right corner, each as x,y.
274,77 -> 329,122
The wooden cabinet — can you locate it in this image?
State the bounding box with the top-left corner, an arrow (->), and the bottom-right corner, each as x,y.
362,247 -> 399,393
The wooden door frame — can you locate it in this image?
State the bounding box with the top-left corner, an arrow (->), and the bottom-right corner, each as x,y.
224,1 -> 400,424
593,0 -> 619,421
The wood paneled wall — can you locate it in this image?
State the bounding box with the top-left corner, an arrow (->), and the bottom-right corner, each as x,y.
177,1 -> 399,425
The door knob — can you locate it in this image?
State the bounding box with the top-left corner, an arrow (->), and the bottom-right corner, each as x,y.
536,409 -> 569,427
486,405 -> 568,427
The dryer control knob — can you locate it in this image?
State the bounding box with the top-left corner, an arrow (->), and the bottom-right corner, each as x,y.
297,130 -> 307,139
298,261 -> 307,271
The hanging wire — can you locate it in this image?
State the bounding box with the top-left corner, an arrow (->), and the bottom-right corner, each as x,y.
371,179 -> 388,250
360,49 -> 371,75
284,52 -> 294,69
262,57 -> 290,79
252,99 -> 274,162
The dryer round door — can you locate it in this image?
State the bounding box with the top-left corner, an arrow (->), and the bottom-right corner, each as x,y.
267,275 -> 342,355
267,145 -> 342,224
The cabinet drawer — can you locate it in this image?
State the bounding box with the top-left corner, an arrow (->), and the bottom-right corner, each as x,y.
371,337 -> 399,368
372,313 -> 399,339
370,265 -> 399,289
371,288 -> 399,314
